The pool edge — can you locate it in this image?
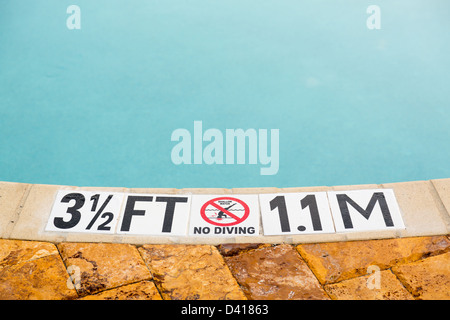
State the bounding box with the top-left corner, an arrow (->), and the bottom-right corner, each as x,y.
1,179 -> 449,245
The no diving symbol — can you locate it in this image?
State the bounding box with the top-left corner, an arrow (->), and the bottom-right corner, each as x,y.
200,197 -> 250,226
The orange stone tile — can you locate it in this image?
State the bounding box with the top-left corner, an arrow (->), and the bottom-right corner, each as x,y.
0,239 -> 58,271
0,254 -> 78,300
296,236 -> 450,284
58,242 -> 151,296
139,244 -> 246,300
80,280 -> 162,300
392,252 -> 450,300
225,244 -> 329,300
325,269 -> 414,300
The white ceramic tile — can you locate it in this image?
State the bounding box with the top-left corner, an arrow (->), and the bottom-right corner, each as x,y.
45,190 -> 125,234
117,194 -> 191,236
259,192 -> 335,235
188,195 -> 260,237
327,189 -> 405,232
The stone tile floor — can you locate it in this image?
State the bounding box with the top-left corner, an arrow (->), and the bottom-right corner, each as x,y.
0,235 -> 448,300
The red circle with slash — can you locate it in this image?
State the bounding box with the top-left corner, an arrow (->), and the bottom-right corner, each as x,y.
200,197 -> 250,226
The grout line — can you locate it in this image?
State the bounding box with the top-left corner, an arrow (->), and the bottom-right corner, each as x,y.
4,184 -> 33,238
54,242 -> 82,298
215,246 -> 251,300
135,244 -> 166,300
291,243 -> 333,300
389,267 -> 418,300
429,180 -> 450,230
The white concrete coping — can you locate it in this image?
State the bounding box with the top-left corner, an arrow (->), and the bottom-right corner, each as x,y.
0,179 -> 449,245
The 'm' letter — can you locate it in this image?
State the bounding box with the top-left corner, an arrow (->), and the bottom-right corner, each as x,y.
337,192 -> 394,229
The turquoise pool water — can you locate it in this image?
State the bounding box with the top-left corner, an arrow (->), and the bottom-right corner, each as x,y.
1,1 -> 449,188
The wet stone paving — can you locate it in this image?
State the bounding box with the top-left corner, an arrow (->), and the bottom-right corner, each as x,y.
0,236 -> 449,300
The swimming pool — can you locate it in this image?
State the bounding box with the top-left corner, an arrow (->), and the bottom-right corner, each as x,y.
1,1 -> 449,188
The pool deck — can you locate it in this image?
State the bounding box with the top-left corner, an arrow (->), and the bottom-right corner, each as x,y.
0,179 -> 449,300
